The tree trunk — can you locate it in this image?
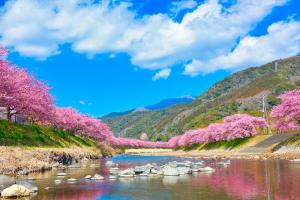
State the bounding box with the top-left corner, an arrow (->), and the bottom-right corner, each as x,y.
6,107 -> 12,121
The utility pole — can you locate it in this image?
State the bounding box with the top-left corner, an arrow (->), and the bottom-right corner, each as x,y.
262,94 -> 270,134
275,62 -> 278,72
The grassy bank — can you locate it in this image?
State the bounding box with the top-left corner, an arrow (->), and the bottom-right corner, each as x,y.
0,120 -> 97,148
0,120 -> 115,175
175,137 -> 252,151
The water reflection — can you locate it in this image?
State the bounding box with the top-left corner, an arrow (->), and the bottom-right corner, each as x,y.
30,156 -> 300,200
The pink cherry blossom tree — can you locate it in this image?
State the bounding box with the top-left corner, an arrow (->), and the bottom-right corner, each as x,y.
0,48 -> 54,122
270,89 -> 300,131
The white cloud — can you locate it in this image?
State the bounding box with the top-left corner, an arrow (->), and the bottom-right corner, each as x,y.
0,0 -> 295,76
184,20 -> 300,75
79,100 -> 86,105
170,0 -> 198,17
152,69 -> 171,81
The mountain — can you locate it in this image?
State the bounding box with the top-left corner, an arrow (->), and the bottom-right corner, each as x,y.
102,96 -> 194,117
102,56 -> 300,140
145,96 -> 195,110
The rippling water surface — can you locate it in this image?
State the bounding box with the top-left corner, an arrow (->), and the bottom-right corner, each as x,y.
30,155 -> 300,200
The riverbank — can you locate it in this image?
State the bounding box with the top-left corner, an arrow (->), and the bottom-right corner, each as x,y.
0,120 -> 116,175
124,134 -> 300,160
0,146 -> 103,175
125,148 -> 300,160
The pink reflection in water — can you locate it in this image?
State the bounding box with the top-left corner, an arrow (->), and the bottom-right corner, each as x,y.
189,160 -> 300,200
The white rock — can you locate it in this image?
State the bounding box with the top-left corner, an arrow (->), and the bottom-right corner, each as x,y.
163,167 -> 179,176
1,184 -> 30,198
16,181 -> 38,193
92,174 -> 104,180
67,178 -> 77,182
106,161 -> 114,166
177,167 -> 192,175
85,175 -> 92,179
108,176 -> 118,180
139,173 -> 149,177
290,159 -> 300,163
56,173 -> 67,177
54,180 -> 62,184
119,168 -> 135,176
119,174 -> 134,178
198,167 -> 215,172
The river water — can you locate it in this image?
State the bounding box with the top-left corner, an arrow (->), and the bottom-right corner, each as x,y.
28,155 -> 300,200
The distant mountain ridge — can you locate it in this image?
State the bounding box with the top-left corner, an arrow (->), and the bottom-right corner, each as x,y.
102,95 -> 195,118
102,56 -> 300,140
145,95 -> 195,110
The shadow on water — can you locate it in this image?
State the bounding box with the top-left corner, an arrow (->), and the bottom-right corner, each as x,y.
28,155 -> 300,200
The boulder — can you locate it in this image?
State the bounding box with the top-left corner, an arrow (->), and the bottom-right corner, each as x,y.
17,169 -> 29,176
16,180 -> 38,193
110,168 -> 121,175
92,174 -> 104,180
177,167 -> 192,175
68,165 -> 81,169
163,167 -> 179,176
56,172 -> 67,177
52,162 -> 60,168
134,166 -> 147,173
119,169 -> 135,176
106,161 -> 114,166
85,175 -> 92,179
67,178 -> 77,182
290,159 -> 300,163
1,184 -> 30,198
54,180 -> 62,184
198,167 -> 215,172
108,176 -> 117,180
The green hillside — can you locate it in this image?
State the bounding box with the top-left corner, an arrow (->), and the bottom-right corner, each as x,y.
0,120 -> 98,147
102,56 -> 300,141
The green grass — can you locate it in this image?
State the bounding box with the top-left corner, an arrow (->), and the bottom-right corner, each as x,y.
176,137 -> 251,151
0,120 -> 98,148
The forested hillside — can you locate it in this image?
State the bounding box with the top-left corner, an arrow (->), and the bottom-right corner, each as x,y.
102,57 -> 300,141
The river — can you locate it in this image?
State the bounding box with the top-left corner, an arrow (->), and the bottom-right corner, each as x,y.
28,155 -> 300,200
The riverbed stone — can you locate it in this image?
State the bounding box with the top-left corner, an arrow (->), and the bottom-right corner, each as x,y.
68,164 -> 81,169
134,166 -> 147,173
1,184 -> 30,198
85,175 -> 92,179
290,159 -> 300,163
16,180 -> 38,193
92,174 -> 104,180
108,176 -> 118,180
67,178 -> 77,182
54,180 -> 62,184
106,161 -> 114,166
56,173 -> 67,177
163,167 -> 179,176
177,167 -> 192,175
198,167 -> 215,172
17,169 -> 29,176
119,168 -> 135,176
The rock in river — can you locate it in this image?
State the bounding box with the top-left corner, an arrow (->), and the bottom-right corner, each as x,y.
177,167 -> 192,175
16,180 -> 38,193
163,167 -> 179,176
85,175 -> 92,179
198,167 -> 215,172
1,184 -> 31,198
56,173 -> 67,177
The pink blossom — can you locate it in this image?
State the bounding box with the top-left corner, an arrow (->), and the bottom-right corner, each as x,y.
270,89 -> 300,131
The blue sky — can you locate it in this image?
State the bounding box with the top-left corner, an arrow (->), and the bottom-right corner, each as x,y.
1,0 -> 300,116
